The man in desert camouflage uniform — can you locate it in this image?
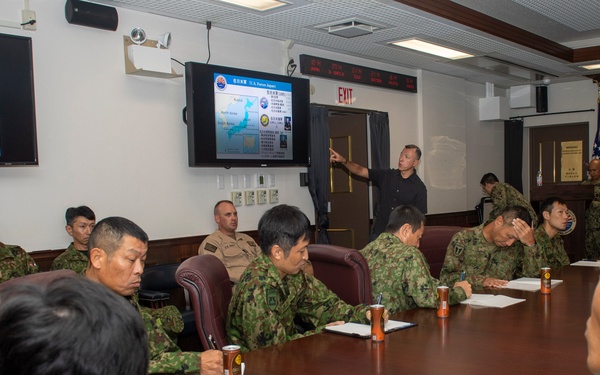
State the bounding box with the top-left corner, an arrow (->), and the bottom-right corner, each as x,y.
0,242 -> 39,283
198,200 -> 261,285
227,204 -> 373,353
361,205 -> 471,314
481,173 -> 538,227
583,159 -> 600,259
440,206 -> 544,290
534,197 -> 571,269
51,205 -> 96,273
85,216 -> 222,375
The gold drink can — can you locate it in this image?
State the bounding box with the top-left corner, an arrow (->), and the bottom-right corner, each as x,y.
370,304 -> 385,342
437,286 -> 449,318
222,345 -> 242,375
541,267 -> 551,294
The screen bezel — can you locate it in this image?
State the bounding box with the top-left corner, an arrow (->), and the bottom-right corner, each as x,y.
185,62 -> 310,168
0,33 -> 38,166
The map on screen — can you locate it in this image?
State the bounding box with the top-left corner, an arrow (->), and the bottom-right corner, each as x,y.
214,73 -> 293,160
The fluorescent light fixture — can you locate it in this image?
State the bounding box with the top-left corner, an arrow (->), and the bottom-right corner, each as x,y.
215,0 -> 289,11
581,63 -> 600,70
391,39 -> 473,60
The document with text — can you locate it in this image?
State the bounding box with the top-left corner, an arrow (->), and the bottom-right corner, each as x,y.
324,320 -> 416,338
501,277 -> 563,291
460,294 -> 526,308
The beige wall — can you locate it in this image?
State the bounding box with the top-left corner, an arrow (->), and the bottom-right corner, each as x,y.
0,0 -> 596,251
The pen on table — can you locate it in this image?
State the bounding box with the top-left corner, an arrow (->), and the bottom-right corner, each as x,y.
208,334 -> 218,350
376,292 -> 383,305
461,271 -> 466,281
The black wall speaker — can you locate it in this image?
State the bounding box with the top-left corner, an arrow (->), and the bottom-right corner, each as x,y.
536,85 -> 548,113
65,0 -> 118,31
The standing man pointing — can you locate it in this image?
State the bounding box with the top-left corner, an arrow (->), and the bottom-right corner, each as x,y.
330,144 -> 427,240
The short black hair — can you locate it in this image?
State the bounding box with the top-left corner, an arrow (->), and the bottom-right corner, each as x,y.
500,205 -> 533,227
540,197 -> 566,221
88,217 -> 148,256
385,205 -> 426,233
0,276 -> 149,375
258,204 -> 311,257
480,173 -> 499,185
405,144 -> 422,160
65,206 -> 95,226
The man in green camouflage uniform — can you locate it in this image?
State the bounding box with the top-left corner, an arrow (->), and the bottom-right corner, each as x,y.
534,197 -> 571,268
0,242 -> 39,283
227,204 -> 372,353
361,206 -> 471,314
85,216 -> 222,375
481,173 -> 538,227
51,206 -> 96,273
583,159 -> 600,259
440,206 -> 543,290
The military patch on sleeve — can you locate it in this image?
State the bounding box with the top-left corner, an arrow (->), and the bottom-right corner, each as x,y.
453,243 -> 464,256
204,243 -> 218,253
266,288 -> 278,311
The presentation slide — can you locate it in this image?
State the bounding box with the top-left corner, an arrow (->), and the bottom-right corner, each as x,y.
213,72 -> 293,160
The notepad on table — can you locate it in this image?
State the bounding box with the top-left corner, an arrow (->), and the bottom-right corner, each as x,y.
460,294 -> 525,308
501,277 -> 563,291
324,320 -> 416,338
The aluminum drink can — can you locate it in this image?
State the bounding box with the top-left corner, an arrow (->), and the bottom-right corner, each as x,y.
437,286 -> 449,318
370,304 -> 385,342
222,345 -> 242,375
541,267 -> 551,294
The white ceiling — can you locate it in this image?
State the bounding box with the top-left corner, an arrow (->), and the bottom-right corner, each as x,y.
94,0 -> 600,88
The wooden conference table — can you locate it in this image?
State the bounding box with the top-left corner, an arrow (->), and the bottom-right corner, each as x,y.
243,265 -> 599,375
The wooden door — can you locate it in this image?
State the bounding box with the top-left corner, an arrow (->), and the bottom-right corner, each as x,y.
328,113 -> 370,249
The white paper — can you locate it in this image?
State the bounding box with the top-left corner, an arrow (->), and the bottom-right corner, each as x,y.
460,294 -> 526,308
324,320 -> 415,337
501,277 -> 563,291
571,260 -> 600,267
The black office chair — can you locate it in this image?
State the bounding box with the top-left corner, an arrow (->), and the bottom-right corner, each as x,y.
139,263 -> 196,335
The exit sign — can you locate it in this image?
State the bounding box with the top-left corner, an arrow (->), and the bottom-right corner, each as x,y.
336,85 -> 355,105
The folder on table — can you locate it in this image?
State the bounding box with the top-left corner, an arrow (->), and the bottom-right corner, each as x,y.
324,320 -> 416,338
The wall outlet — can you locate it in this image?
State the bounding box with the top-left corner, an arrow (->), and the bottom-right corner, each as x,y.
256,173 -> 266,188
22,9 -> 36,31
269,189 -> 279,204
231,191 -> 243,206
257,189 -> 267,204
245,190 -> 255,205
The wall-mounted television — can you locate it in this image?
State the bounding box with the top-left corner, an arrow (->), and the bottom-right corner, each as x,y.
184,62 -> 310,168
0,33 -> 38,166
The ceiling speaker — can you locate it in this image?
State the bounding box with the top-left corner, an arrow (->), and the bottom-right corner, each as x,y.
65,0 -> 118,31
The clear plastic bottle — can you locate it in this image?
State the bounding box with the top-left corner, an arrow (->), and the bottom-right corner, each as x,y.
536,170 -> 543,186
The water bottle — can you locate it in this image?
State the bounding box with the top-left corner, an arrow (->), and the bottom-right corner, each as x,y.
536,170 -> 542,186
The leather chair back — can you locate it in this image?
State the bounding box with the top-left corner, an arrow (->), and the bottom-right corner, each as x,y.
420,226 -> 463,279
307,244 -> 372,306
175,255 -> 232,350
0,269 -> 77,292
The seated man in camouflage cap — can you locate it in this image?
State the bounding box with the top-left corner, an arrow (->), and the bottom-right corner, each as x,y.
440,205 -> 544,290
0,242 -> 39,283
51,205 -> 96,273
361,205 -> 471,314
227,204 -> 379,353
85,216 -> 222,375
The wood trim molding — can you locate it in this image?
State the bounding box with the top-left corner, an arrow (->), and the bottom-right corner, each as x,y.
393,0 -> 599,63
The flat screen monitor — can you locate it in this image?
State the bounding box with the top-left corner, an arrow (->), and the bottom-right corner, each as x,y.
0,33 -> 38,166
185,62 -> 310,168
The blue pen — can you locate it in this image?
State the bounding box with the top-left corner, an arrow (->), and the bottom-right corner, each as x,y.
461,271 -> 466,281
